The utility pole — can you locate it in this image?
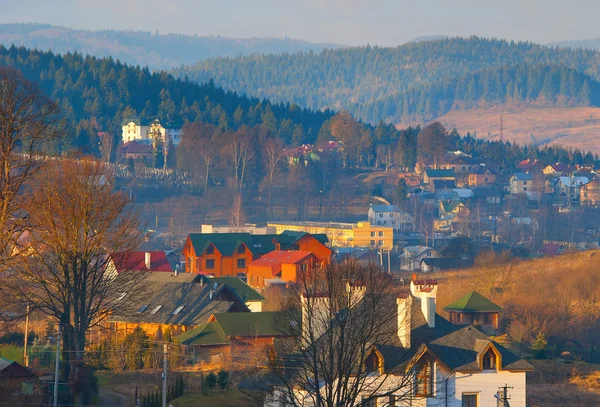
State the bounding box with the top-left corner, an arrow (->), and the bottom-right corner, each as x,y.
500,115 -> 504,142
498,383 -> 513,407
387,249 -> 391,274
162,343 -> 168,407
53,325 -> 60,407
23,301 -> 30,367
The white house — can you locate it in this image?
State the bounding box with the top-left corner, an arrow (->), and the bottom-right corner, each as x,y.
368,204 -> 414,231
265,277 -> 532,407
554,176 -> 590,201
509,173 -> 533,195
121,118 -> 182,146
400,246 -> 441,271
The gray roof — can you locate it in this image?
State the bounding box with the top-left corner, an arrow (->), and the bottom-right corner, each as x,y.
110,274 -> 249,326
427,325 -> 533,372
512,172 -> 533,181
370,204 -> 401,213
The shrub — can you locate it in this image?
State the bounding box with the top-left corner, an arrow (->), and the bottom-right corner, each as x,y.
217,370 -> 230,390
204,372 -> 217,392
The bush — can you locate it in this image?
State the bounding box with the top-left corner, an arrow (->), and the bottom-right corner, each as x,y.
204,372 -> 217,392
217,370 -> 230,390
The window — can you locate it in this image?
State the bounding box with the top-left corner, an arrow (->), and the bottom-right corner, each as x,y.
523,181 -> 528,185
237,245 -> 245,254
364,351 -> 380,374
206,245 -> 214,255
482,349 -> 496,370
370,240 -> 376,246
237,259 -> 246,268
361,397 -> 375,407
462,394 -> 478,407
391,221 -> 396,225
378,231 -> 384,237
137,305 -> 149,313
172,305 -> 185,315
150,305 -> 162,315
371,231 -> 376,237
523,187 -> 527,191
206,259 -> 215,269
378,213 -> 383,218
389,213 -> 394,217
378,240 -> 383,246
414,357 -> 433,397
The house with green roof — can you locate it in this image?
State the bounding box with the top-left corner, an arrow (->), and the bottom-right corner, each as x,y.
177,311 -> 291,363
444,291 -> 503,332
182,231 -> 331,277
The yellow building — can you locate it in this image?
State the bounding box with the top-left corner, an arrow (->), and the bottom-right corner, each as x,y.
268,221 -> 393,250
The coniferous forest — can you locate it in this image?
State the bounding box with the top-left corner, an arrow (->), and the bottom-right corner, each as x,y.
176,37 -> 600,123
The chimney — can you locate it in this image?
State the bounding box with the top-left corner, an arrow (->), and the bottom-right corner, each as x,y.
145,252 -> 152,270
397,296 -> 412,348
410,275 -> 437,328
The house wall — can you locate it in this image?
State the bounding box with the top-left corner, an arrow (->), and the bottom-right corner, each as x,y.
451,370 -> 527,407
183,239 -> 253,277
111,321 -> 190,338
247,264 -> 277,287
468,173 -> 496,186
293,235 -> 332,263
246,300 -> 263,312
353,222 -> 394,250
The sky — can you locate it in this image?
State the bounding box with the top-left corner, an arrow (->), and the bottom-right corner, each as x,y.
1,0 -> 598,46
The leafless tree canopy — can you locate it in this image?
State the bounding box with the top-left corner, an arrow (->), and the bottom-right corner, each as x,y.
0,66 -> 61,270
8,158 -> 145,391
268,261 -> 417,407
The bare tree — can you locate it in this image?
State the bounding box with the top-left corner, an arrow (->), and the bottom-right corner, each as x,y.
9,158 -> 145,401
263,137 -> 284,217
265,262 -> 425,407
0,67 -> 61,271
221,128 -> 256,193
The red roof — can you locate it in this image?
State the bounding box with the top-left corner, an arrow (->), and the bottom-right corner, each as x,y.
250,250 -> 314,276
110,251 -> 173,273
119,141 -> 153,154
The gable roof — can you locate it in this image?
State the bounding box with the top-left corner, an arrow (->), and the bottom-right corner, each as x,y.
511,172 -> 533,181
425,169 -> 456,178
110,275 -> 248,326
0,357 -> 36,379
444,291 -> 503,313
209,277 -> 264,302
110,251 -> 173,273
432,179 -> 457,189
370,204 -> 401,213
187,231 -> 329,257
426,326 -> 533,372
177,311 -> 289,346
119,140 -> 153,154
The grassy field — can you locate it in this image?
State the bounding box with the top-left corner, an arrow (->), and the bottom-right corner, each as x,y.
419,105 -> 600,152
170,388 -> 263,407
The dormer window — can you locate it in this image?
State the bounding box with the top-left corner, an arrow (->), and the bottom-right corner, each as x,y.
206,245 -> 214,255
364,350 -> 381,374
414,355 -> 433,397
482,349 -> 496,370
237,245 -> 246,254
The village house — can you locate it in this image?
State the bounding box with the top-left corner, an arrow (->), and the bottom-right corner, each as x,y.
105,251 -> 174,279
182,230 -> 331,277
580,178 -> 600,206
121,117 -> 182,146
268,221 -> 393,250
368,204 -> 414,232
117,140 -> 153,162
0,358 -> 43,406
247,250 -> 319,288
400,246 -> 441,271
467,167 -> 496,187
265,277 -> 532,407
509,172 -> 533,195
109,272 -> 260,337
444,291 -> 503,334
210,276 -> 265,312
438,155 -> 480,174
542,163 -> 574,177
554,176 -> 589,201
177,311 -> 290,363
473,187 -> 502,204
423,169 -> 456,192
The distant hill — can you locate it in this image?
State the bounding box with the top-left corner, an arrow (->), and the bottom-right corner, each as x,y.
550,38 -> 600,51
0,45 -> 333,153
0,23 -> 342,70
176,37 -> 600,124
409,35 -> 449,43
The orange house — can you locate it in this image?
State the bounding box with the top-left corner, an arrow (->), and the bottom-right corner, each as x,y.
247,250 -> 318,288
182,231 -> 332,277
468,168 -> 496,187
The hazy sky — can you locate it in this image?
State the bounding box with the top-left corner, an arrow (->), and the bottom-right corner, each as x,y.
1,0 -> 598,46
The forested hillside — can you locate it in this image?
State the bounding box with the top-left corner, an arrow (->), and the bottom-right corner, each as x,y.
0,45 -> 333,153
176,37 -> 600,123
352,64 -> 600,123
0,23 -> 341,70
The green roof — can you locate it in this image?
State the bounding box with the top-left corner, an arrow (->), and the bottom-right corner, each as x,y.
444,291 -> 503,313
212,312 -> 283,337
211,277 -> 264,302
177,321 -> 229,346
188,230 -> 329,257
441,200 -> 460,213
425,169 -> 456,178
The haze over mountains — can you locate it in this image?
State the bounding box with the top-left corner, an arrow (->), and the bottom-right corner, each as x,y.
0,23 -> 342,70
